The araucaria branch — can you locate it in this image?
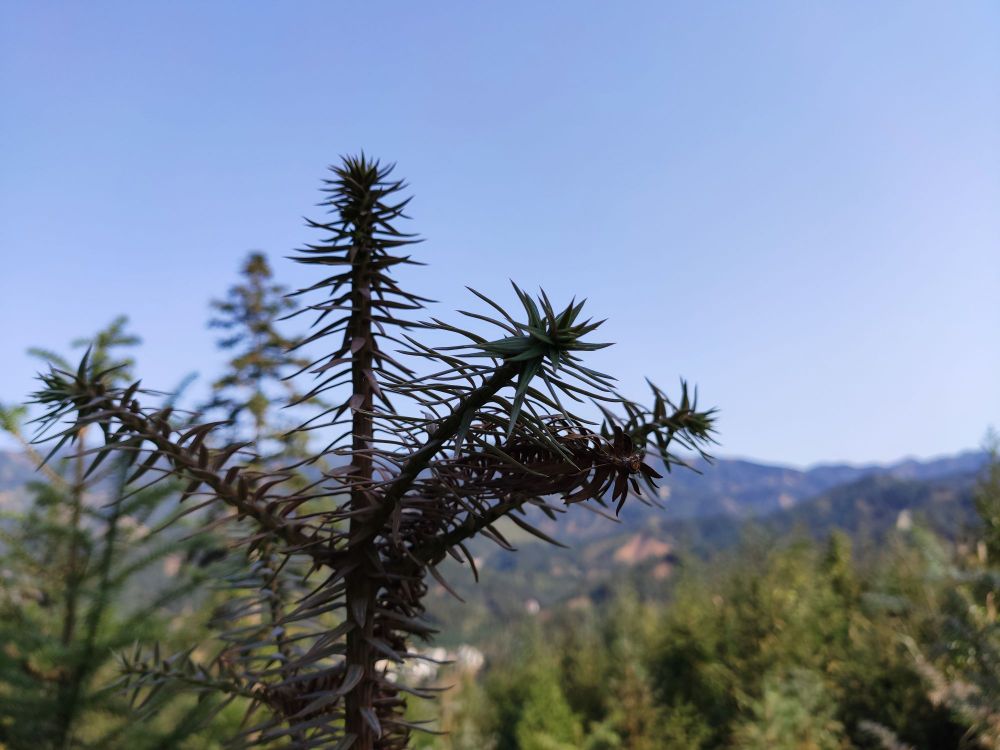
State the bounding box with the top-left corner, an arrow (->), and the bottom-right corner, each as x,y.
30,154 -> 716,749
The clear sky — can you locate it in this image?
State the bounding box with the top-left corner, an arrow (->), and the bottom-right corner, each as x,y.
2,2 -> 998,467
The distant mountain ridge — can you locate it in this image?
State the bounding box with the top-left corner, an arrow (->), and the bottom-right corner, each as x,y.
544,450 -> 987,542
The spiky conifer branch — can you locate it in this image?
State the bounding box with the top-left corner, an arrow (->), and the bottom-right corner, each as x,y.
30,155 -> 716,749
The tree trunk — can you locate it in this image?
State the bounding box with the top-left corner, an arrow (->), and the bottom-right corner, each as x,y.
344,240 -> 380,748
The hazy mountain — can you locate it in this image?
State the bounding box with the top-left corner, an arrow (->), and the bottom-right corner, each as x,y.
533,450 -> 986,542
0,450 -> 37,513
0,450 -> 35,491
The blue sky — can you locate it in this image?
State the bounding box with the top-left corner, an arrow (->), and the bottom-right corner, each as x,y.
2,2 -> 998,466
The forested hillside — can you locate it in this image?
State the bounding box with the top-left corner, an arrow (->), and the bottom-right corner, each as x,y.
412,452 -> 1000,749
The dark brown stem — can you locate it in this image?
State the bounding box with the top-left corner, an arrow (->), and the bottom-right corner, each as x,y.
378,363 -> 518,517
344,231 -> 379,749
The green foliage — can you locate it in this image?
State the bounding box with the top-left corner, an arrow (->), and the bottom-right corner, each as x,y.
974,429 -> 1000,562
514,666 -> 581,750
655,701 -> 711,749
895,436 -> 1000,748
731,668 -> 846,750
470,638 -> 580,750
420,512 -> 999,750
0,320 -> 231,749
